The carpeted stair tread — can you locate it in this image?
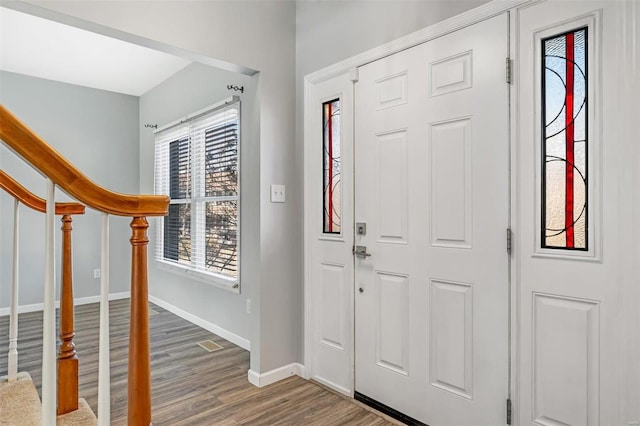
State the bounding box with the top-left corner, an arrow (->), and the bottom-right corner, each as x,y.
57,399 -> 97,426
0,372 -> 41,426
0,372 -> 97,425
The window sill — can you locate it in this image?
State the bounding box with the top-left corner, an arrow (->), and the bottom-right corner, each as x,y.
154,260 -> 240,294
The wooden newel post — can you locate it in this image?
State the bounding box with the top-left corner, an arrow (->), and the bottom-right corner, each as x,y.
58,214 -> 79,415
128,217 -> 152,426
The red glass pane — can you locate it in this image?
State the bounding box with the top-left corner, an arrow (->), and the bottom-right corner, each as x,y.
323,99 -> 341,234
542,28 -> 588,250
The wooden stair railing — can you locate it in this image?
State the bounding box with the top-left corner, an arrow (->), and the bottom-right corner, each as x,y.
0,104 -> 169,426
0,170 -> 86,215
0,107 -> 167,216
0,170 -> 85,415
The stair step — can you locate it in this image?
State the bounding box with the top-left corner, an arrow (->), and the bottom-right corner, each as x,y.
0,372 -> 41,425
0,372 -> 97,425
57,399 -> 97,426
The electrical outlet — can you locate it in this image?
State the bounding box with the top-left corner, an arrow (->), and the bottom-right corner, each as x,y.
93,268 -> 101,279
270,184 -> 285,203
246,299 -> 251,314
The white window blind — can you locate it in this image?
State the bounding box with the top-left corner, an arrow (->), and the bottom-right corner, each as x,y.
154,99 -> 240,287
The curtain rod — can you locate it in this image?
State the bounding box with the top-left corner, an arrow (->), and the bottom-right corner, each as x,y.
154,95 -> 239,134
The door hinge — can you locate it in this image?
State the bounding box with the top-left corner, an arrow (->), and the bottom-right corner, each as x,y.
506,228 -> 512,255
506,398 -> 512,424
506,58 -> 513,84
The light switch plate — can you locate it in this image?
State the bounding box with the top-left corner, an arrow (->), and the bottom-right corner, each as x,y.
271,184 -> 286,203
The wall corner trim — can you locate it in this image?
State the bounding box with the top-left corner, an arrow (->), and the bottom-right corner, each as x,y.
148,295 -> 251,350
247,363 -> 305,388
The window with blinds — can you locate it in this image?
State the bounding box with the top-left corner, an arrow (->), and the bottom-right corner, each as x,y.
154,99 -> 240,287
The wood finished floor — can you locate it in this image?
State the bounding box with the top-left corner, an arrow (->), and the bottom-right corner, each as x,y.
0,299 -> 396,425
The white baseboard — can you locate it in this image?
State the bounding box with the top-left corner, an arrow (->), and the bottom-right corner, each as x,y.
248,363 -> 305,388
0,292 -> 130,317
148,295 -> 251,351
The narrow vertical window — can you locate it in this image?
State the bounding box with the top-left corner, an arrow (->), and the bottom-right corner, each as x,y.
202,116 -> 239,278
164,136 -> 191,264
323,99 -> 341,234
542,28 -> 588,250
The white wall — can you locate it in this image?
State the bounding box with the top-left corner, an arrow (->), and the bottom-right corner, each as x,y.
0,70 -> 139,308
139,62 -> 258,345
24,0 -> 297,374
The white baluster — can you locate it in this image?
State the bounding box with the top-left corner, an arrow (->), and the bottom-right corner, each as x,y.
8,200 -> 19,382
42,180 -> 56,425
98,213 -> 110,426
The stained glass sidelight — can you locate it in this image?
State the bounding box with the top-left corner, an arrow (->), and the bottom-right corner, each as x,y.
542,28 -> 588,250
323,99 -> 341,234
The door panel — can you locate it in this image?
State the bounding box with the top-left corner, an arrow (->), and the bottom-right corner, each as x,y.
355,14 -> 509,425
430,279 -> 473,399
430,118 -> 472,248
531,293 -> 600,425
376,271 -> 410,375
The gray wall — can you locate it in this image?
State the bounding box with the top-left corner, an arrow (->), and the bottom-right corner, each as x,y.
0,70 -> 139,308
139,62 -> 258,344
25,0 -> 297,373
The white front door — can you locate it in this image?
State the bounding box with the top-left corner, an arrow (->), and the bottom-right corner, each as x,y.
516,1 -> 634,424
354,14 -> 510,425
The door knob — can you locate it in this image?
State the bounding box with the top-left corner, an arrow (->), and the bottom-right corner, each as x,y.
359,287 -> 364,293
354,245 -> 372,259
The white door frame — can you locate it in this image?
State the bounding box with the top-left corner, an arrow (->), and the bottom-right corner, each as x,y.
304,0 -> 638,423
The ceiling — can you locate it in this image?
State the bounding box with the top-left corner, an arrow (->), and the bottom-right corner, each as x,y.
0,7 -> 192,96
